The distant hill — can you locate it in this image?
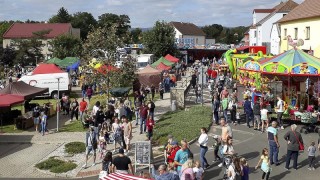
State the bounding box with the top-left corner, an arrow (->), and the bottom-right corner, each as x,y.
130,27 -> 151,32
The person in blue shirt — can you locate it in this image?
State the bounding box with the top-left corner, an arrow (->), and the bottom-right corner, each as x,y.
267,121 -> 280,166
244,97 -> 253,128
174,140 -> 190,175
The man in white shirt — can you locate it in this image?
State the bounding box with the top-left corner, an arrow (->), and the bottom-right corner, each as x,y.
276,96 -> 285,129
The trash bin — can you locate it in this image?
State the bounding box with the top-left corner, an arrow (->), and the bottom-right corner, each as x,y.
171,100 -> 177,111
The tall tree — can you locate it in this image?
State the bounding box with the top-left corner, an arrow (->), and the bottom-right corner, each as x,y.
0,46 -> 16,66
49,34 -> 82,59
98,13 -> 131,43
0,21 -> 13,45
49,7 -> 72,23
130,28 -> 142,44
142,21 -> 177,58
13,30 -> 47,65
202,24 -> 223,39
71,12 -> 97,40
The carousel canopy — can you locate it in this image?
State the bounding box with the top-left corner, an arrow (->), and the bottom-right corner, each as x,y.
259,49 -> 320,76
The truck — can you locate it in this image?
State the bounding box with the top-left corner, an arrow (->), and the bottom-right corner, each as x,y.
136,54 -> 154,69
18,72 -> 71,99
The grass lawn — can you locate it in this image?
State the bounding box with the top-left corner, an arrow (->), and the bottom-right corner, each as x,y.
59,120 -> 87,132
153,105 -> 212,146
0,124 -> 24,133
11,99 -> 58,112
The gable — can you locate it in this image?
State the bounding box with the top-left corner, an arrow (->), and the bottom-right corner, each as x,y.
170,22 -> 206,36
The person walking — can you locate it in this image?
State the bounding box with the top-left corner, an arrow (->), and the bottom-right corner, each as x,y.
284,124 -> 304,170
275,96 -> 285,129
229,97 -> 237,125
70,98 -> 79,121
267,121 -> 280,166
112,118 -> 123,153
134,97 -> 141,126
255,148 -> 271,180
151,164 -> 179,180
261,105 -> 269,133
146,115 -> 155,141
198,127 -> 210,169
86,86 -> 93,101
307,141 -> 317,170
83,126 -> 98,168
244,97 -> 253,128
79,98 -> 88,120
174,140 -> 191,175
122,117 -> 132,154
40,112 -> 47,136
32,105 -> 41,132
253,98 -> 261,131
139,102 -> 149,134
212,95 -> 220,125
111,148 -> 134,174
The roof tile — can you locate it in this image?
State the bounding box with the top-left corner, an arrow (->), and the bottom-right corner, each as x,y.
3,23 -> 72,39
170,22 -> 206,36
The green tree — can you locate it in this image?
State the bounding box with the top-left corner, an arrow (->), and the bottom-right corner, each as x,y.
0,21 -> 13,45
142,21 -> 177,58
98,13 -> 131,43
130,28 -> 142,44
202,24 -> 223,39
0,46 -> 16,66
49,7 -> 72,23
49,34 -> 82,59
71,12 -> 97,40
13,30 -> 47,65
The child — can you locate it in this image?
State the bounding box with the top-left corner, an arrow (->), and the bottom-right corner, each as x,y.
99,130 -> 106,159
260,105 -> 269,133
212,135 -> 221,162
255,148 -> 271,180
146,116 -> 155,141
236,110 -> 241,125
240,158 -> 249,180
167,162 -> 178,175
193,161 -> 204,180
307,141 -> 316,170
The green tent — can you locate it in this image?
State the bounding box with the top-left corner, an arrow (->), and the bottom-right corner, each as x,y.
151,57 -> 174,68
57,57 -> 79,68
46,57 -> 62,64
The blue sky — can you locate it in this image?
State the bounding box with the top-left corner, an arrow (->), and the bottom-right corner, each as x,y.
0,0 -> 304,27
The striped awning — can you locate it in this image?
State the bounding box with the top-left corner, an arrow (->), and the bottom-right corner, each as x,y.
100,173 -> 151,180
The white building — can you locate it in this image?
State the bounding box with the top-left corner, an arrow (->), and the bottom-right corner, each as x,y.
170,22 -> 206,47
249,0 -> 298,54
270,23 -> 281,55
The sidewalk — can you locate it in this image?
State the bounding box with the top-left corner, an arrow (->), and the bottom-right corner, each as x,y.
76,93 -> 171,177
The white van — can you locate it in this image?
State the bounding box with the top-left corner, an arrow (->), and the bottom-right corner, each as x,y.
136,54 -> 154,69
18,72 -> 71,98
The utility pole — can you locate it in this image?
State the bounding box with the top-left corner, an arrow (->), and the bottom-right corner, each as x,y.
56,77 -> 62,132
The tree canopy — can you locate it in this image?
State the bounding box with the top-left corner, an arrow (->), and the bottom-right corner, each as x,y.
49,34 -> 82,59
142,21 -> 177,58
49,7 -> 72,23
71,12 -> 97,40
130,28 -> 143,44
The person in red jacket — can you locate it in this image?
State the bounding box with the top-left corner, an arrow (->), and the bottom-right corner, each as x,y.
146,115 -> 154,141
166,141 -> 181,165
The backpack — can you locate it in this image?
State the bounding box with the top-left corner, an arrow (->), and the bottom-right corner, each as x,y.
150,102 -> 155,109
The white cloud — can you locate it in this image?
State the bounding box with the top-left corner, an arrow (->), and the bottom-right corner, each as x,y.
0,0 -> 305,27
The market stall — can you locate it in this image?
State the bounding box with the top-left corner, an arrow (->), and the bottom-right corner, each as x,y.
136,65 -> 162,87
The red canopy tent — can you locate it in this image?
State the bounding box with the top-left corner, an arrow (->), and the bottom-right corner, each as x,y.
156,62 -> 171,70
100,172 -> 151,180
32,63 -> 65,75
97,65 -> 118,75
164,54 -> 179,63
0,94 -> 24,107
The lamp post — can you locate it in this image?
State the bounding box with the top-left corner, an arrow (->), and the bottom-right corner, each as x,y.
56,77 -> 62,132
201,65 -> 204,106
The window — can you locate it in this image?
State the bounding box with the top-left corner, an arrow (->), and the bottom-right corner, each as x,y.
284,28 -> 287,39
306,27 -> 310,40
294,28 -> 298,40
254,31 -> 257,38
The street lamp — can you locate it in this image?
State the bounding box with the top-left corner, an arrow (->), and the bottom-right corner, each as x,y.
56,77 -> 63,132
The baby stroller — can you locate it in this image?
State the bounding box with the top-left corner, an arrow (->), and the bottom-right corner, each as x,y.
298,112 -> 319,134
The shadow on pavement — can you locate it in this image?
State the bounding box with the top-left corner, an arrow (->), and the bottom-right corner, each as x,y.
0,135 -> 33,158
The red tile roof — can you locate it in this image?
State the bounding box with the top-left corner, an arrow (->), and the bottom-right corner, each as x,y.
3,23 -> 72,39
253,9 -> 275,13
170,22 -> 206,36
256,0 -> 298,26
278,0 -> 320,23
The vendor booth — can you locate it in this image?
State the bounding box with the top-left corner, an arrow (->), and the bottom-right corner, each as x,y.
136,65 -> 162,87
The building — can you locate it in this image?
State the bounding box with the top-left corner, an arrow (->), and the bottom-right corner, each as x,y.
249,0 -> 298,54
3,23 -> 80,60
170,22 -> 206,48
278,0 -> 320,58
241,29 -> 250,46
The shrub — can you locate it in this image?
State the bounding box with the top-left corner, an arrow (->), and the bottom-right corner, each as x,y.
35,157 -> 77,173
65,142 -> 86,154
50,161 -> 77,173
